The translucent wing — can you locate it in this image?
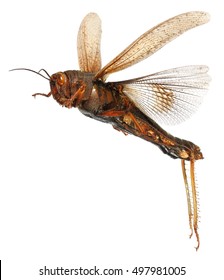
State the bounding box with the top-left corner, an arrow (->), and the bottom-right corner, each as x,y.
95,11 -> 209,80
116,65 -> 210,125
77,13 -> 102,73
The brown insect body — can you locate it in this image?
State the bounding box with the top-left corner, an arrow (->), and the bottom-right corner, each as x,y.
16,12 -> 210,249
49,69 -> 203,161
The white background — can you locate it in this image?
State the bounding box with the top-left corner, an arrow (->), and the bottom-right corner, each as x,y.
1,0 -> 223,279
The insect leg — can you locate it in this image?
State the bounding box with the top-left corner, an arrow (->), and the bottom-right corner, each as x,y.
181,159 -> 194,238
32,92 -> 52,98
58,82 -> 87,108
122,112 -> 146,133
98,109 -> 143,133
98,109 -> 126,117
66,82 -> 86,108
190,159 -> 200,250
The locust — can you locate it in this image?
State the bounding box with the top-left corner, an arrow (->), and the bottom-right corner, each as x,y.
11,11 -> 210,249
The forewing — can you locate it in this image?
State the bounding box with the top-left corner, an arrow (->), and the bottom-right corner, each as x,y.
77,13 -> 102,73
117,65 -> 210,125
95,11 -> 209,80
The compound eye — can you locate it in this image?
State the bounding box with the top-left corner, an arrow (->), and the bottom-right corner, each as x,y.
57,73 -> 66,86
52,72 -> 66,86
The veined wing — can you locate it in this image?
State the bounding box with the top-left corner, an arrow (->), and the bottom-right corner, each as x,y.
94,11 -> 209,80
115,65 -> 210,125
77,13 -> 102,73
